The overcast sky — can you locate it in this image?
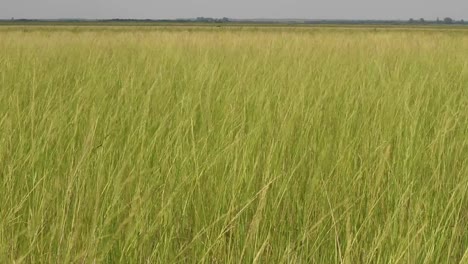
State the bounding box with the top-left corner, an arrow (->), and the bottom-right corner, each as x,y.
1,0 -> 467,20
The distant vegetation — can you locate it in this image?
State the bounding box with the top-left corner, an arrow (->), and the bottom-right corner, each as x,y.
409,17 -> 465,25
1,17 -> 467,25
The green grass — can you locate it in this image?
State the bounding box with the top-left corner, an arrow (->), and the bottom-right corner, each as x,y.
0,26 -> 467,263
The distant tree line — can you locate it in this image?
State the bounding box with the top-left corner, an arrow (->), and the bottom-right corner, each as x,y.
303,19 -> 467,25
2,17 -> 467,26
195,17 -> 230,23
409,17 -> 465,24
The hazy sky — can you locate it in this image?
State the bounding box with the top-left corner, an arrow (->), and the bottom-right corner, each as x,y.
1,0 -> 467,20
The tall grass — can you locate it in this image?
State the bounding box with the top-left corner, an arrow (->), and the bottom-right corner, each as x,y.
0,26 -> 467,263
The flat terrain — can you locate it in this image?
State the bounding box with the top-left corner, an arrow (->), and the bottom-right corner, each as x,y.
0,25 -> 467,263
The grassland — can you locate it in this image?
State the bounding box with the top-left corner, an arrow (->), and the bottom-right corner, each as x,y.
0,26 -> 467,263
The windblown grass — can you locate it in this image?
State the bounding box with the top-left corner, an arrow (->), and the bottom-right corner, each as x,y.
0,26 -> 467,263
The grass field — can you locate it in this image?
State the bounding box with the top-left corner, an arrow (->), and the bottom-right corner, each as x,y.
0,26 -> 467,263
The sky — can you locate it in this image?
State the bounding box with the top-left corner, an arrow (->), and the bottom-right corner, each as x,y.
1,0 -> 467,20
